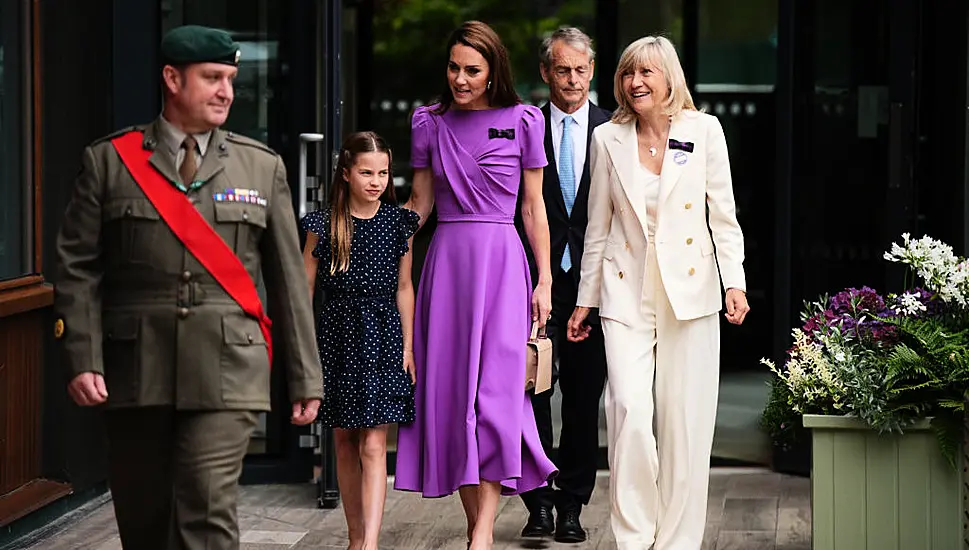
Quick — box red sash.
[111,131,273,366]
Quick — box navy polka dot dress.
[300,202,419,429]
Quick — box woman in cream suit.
[567,36,749,550]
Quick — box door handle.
[299,133,325,218]
[888,102,904,190]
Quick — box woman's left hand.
[532,280,553,329]
[403,350,417,384]
[724,288,750,325]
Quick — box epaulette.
[89,125,145,147]
[224,131,277,156]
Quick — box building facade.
[1,0,966,542]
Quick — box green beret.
[160,25,240,67]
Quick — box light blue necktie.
[560,115,576,272]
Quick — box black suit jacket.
[517,101,612,288]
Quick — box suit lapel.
[657,114,696,206]
[605,121,649,229]
[193,129,228,184]
[542,104,568,218]
[574,105,607,217]
[145,121,182,186]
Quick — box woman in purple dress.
[394,20,558,549]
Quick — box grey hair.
[539,26,596,67]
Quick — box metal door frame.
[240,0,331,486]
[311,0,343,509]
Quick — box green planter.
[803,414,964,550]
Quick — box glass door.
[789,0,921,304]
[769,0,923,475]
[692,0,779,467]
[161,0,329,485]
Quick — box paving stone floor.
[24,467,810,550]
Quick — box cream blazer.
[576,110,746,323]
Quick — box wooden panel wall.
[0,306,45,494]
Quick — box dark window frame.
[0,0,36,283]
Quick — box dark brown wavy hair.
[328,131,395,274]
[431,20,521,115]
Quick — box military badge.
[54,318,65,339]
[214,188,267,207]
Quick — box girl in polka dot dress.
[300,131,419,550]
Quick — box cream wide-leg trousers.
[602,240,720,550]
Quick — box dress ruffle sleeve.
[396,206,421,256]
[519,104,548,170]
[299,208,330,259]
[410,106,436,169]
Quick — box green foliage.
[875,316,969,468]
[931,412,965,471]
[759,374,803,451]
[762,234,969,472]
[765,310,969,470]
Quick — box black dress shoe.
[554,504,587,543]
[520,505,554,538]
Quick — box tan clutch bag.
[525,321,553,394]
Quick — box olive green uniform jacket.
[54,118,323,411]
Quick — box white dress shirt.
[549,100,590,191]
[158,115,211,170]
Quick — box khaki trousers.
[602,242,720,550]
[103,407,258,550]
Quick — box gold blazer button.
[685,202,692,210]
[688,267,696,276]
[618,271,624,279]
[686,237,693,245]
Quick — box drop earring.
[487,80,492,90]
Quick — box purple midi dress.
[394,103,559,497]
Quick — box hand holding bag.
[525,321,553,394]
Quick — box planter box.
[803,414,963,550]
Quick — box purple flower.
[912,287,946,316]
[802,314,824,334]
[830,286,886,316]
[870,325,899,345]
[813,286,902,347]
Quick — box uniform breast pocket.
[214,202,268,256]
[220,314,270,405]
[101,315,141,405]
[102,199,161,266]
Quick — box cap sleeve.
[410,106,436,169]
[396,206,421,256]
[299,208,330,259]
[519,104,548,170]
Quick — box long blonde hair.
[328,131,395,274]
[612,35,696,124]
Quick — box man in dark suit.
[516,26,611,544]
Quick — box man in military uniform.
[54,25,322,550]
